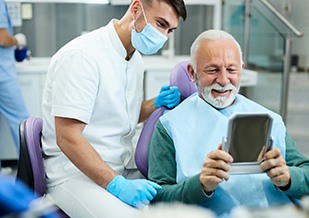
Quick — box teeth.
[214,89,228,93]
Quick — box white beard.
[197,83,239,109]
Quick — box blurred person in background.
[0,0,29,173]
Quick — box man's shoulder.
[238,94,283,122]
[160,94,198,121]
[50,25,112,63]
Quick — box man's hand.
[14,33,27,47]
[260,147,291,189]
[107,175,162,208]
[154,85,181,109]
[199,145,233,193]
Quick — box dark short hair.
[167,0,187,21]
[143,0,187,21]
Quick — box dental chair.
[135,60,197,178]
[17,117,45,196]
[16,117,68,217]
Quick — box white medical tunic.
[42,20,144,186]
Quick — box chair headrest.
[169,60,197,101]
[135,60,198,178]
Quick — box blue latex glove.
[155,85,181,109]
[0,176,35,216]
[106,175,162,208]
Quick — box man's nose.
[216,71,230,86]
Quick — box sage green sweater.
[148,120,309,206]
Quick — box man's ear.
[187,64,195,82]
[242,62,245,69]
[130,0,141,19]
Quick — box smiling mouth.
[212,89,231,96]
[213,89,230,93]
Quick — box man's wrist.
[200,184,214,198]
[106,175,125,196]
[276,179,291,192]
[202,188,214,197]
[154,97,160,108]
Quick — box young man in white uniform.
[41,0,187,217]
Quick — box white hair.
[142,203,215,218]
[190,29,243,71]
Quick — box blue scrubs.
[0,0,29,163]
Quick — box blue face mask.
[131,4,168,55]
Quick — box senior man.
[148,29,309,217]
